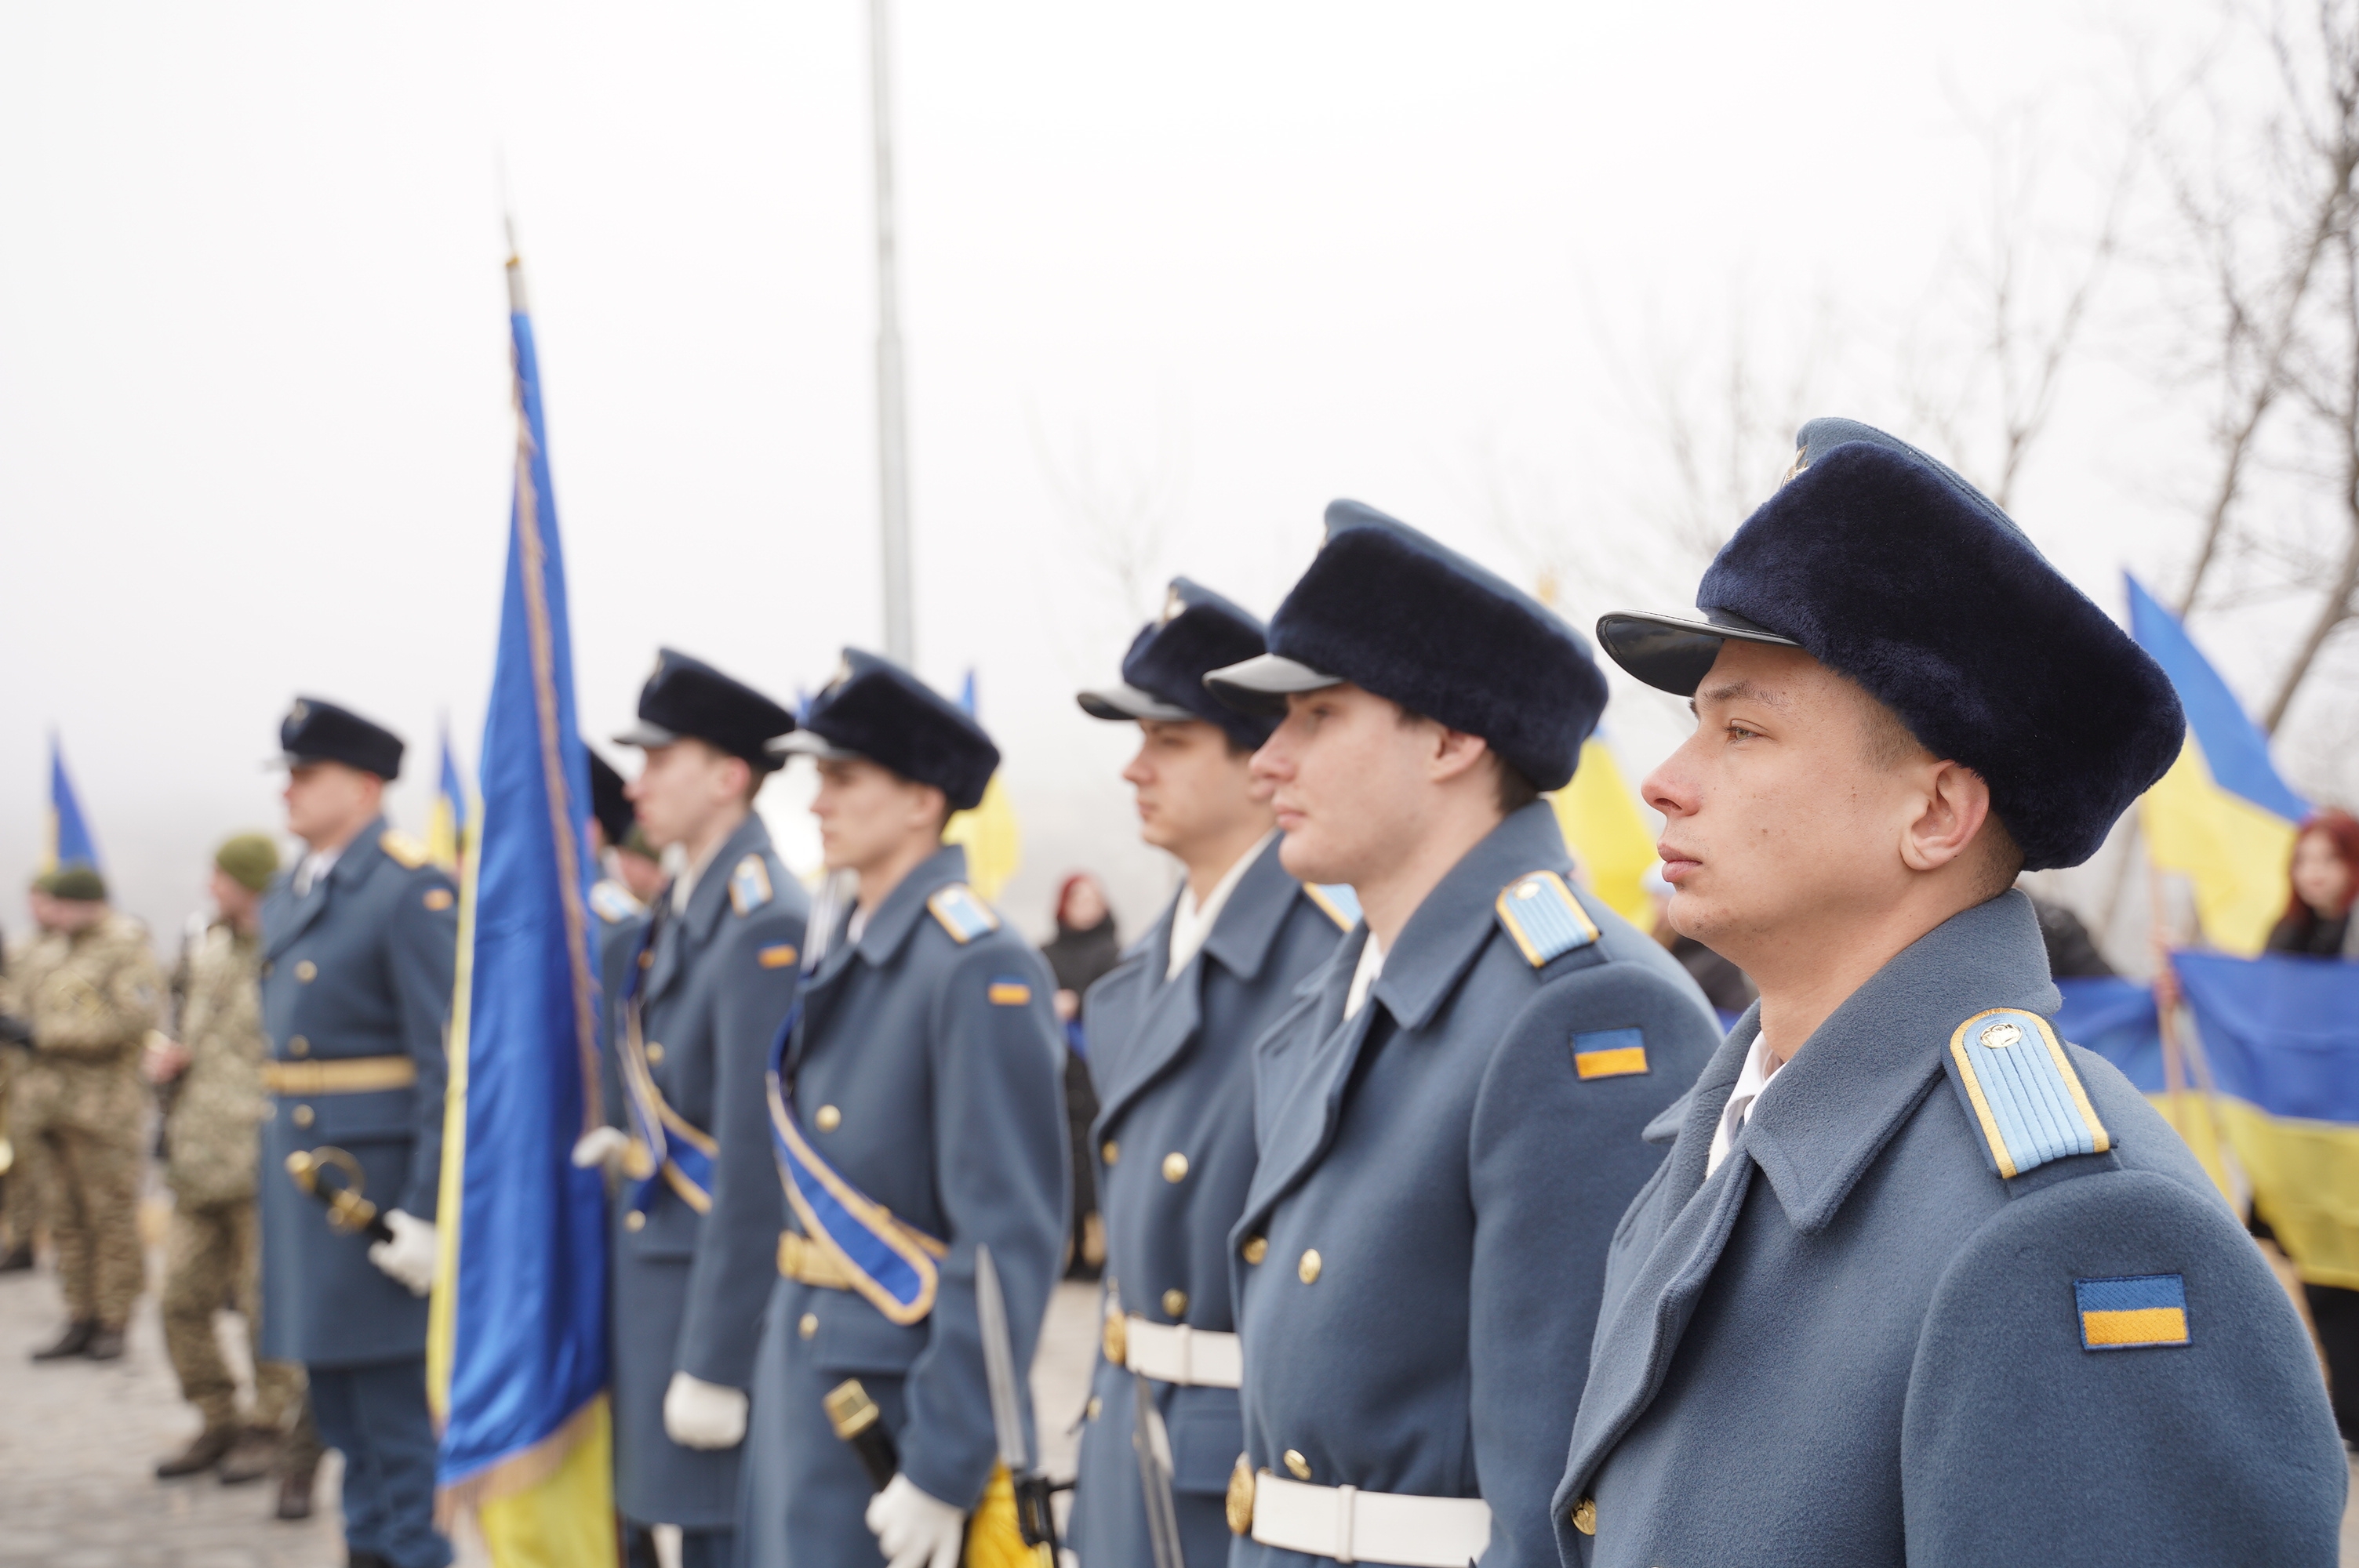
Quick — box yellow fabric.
[2140,739,2300,956]
[965,1465,1053,1568]
[2146,1092,2237,1205]
[944,776,1023,904]
[475,1399,622,1568]
[1573,1046,1649,1080]
[2212,1096,2359,1291]
[1550,739,1656,929]
[2081,1307,2188,1346]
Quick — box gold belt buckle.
[1226,1454,1256,1537]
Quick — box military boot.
[216,1426,278,1485]
[30,1318,95,1360]
[82,1323,127,1361]
[274,1452,318,1521]
[154,1425,236,1479]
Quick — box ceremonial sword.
[976,1244,1063,1561]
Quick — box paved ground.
[2,1248,2350,1563]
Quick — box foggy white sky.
[0,0,2299,948]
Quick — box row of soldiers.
[13,414,2354,1568]
[2,848,324,1516]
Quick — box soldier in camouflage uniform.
[7,865,164,1363]
[150,834,311,1489]
[0,876,58,1271]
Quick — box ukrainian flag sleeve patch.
[1573,1028,1649,1080]
[2076,1274,2190,1350]
[987,978,1033,1006]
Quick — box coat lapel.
[264,816,387,961]
[1238,940,1379,1230]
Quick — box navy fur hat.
[1595,417,2185,870]
[772,649,1001,812]
[1205,500,1608,792]
[1078,578,1276,750]
[280,696,405,780]
[586,747,634,848]
[612,648,794,772]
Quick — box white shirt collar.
[1343,931,1387,1022]
[294,843,345,898]
[668,835,729,916]
[1165,830,1276,982]
[1706,1029,1784,1177]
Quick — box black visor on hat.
[776,649,1000,812]
[1592,610,1800,697]
[616,648,794,771]
[1080,579,1280,750]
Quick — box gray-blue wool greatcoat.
[1553,889,2350,1568]
[736,845,1069,1568]
[1229,802,1720,1568]
[607,813,809,1530]
[258,819,456,1368]
[1067,837,1350,1568]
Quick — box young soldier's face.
[282,761,383,849]
[1643,640,1936,966]
[626,739,745,853]
[1253,683,1446,888]
[1121,718,1265,856]
[809,756,946,875]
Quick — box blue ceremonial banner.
[45,735,100,873]
[2053,976,2165,1094]
[428,238,617,1558]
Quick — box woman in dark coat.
[1041,873,1121,1278]
[2261,808,2359,1444]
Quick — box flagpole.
[870,0,914,665]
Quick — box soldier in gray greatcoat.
[571,650,806,1568]
[733,649,1067,1568]
[1554,419,2349,1566]
[1063,579,1351,1568]
[1201,503,1722,1568]
[257,699,456,1568]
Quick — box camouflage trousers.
[162,1197,305,1435]
[2,1126,41,1249]
[38,1123,144,1328]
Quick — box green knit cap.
[215,833,281,894]
[48,865,107,903]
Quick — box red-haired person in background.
[2267,808,2359,961]
[2264,808,2359,1447]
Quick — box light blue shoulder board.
[1945,1007,2111,1179]
[927,884,999,944]
[729,853,774,916]
[589,879,643,926]
[1494,869,1601,967]
[1301,882,1361,930]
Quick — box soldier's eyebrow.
[1691,678,1787,714]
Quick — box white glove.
[571,1126,631,1174]
[367,1210,438,1297]
[865,1473,965,1568]
[662,1370,748,1450]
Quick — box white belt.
[1249,1470,1491,1566]
[1124,1318,1243,1389]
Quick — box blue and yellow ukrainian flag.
[427,724,472,874]
[42,735,101,873]
[943,670,1022,902]
[2127,576,2307,954]
[427,236,617,1566]
[1550,735,1656,929]
[2175,952,2359,1291]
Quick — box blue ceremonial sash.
[765,999,946,1326]
[617,914,718,1215]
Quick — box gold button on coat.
[1240,1235,1268,1265]
[816,1105,841,1132]
[1283,1450,1312,1481]
[1161,1152,1189,1182]
[1161,1288,1188,1319]
[645,1042,665,1063]
[798,1312,819,1340]
[1085,1396,1102,1421]
[289,1036,310,1057]
[1570,1497,1597,1536]
[1101,1140,1120,1166]
[1297,1249,1321,1284]
[1103,1305,1129,1366]
[294,960,318,982]
[624,1210,646,1232]
[290,1105,314,1128]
